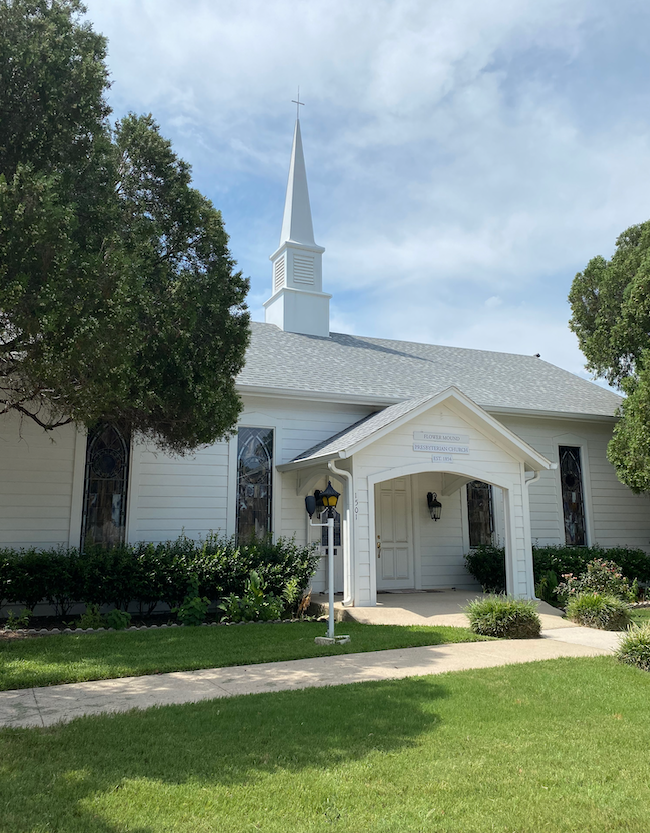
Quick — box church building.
[2,118,649,606]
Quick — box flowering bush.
[555,559,637,604]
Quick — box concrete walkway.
[0,625,620,729]
[310,590,577,630]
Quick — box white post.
[327,512,335,639]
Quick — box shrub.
[535,569,559,604]
[218,570,285,623]
[76,604,104,630]
[103,609,131,630]
[3,608,31,630]
[556,559,637,603]
[616,622,650,671]
[174,575,210,626]
[0,535,319,614]
[533,545,650,584]
[464,545,506,593]
[565,592,631,630]
[464,595,541,639]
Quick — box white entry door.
[375,478,413,590]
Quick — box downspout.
[328,459,354,607]
[524,470,541,489]
[523,469,542,599]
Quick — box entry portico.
[278,387,554,607]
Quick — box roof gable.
[278,387,553,472]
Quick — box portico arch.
[366,463,519,601]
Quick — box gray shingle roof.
[238,322,622,418]
[292,394,436,462]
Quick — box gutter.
[328,459,354,607]
[237,384,619,423]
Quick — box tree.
[0,0,250,454]
[569,221,650,493]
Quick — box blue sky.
[85,0,650,383]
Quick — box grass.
[630,607,650,626]
[1,656,649,832]
[0,621,488,691]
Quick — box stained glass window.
[236,427,273,541]
[560,445,586,546]
[467,480,494,547]
[81,424,130,547]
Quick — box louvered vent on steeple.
[293,254,314,285]
[274,256,286,291]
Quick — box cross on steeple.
[291,87,304,120]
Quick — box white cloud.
[83,0,649,385]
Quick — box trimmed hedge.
[464,544,650,594]
[0,535,319,615]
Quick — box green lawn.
[630,607,650,626]
[1,656,648,832]
[0,621,488,691]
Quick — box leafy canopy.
[569,221,650,492]
[0,0,250,454]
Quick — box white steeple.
[264,117,330,338]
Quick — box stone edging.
[3,617,326,637]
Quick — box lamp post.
[305,480,340,641]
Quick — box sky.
[84,0,650,384]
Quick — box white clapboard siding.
[500,416,650,552]
[127,396,374,545]
[131,440,230,543]
[0,413,78,547]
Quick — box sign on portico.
[413,430,470,457]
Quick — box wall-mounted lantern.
[427,491,442,521]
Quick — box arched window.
[236,427,274,541]
[81,424,130,547]
[467,480,494,547]
[559,446,586,546]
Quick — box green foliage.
[569,220,650,492]
[463,544,506,593]
[534,569,559,604]
[218,570,285,623]
[565,592,631,630]
[0,535,320,613]
[617,622,650,671]
[533,544,650,584]
[464,595,541,639]
[0,0,249,453]
[76,604,104,630]
[103,609,131,630]
[463,544,650,595]
[556,559,638,604]
[174,575,210,626]
[3,608,31,630]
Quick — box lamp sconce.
[427,491,442,521]
[305,481,340,518]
